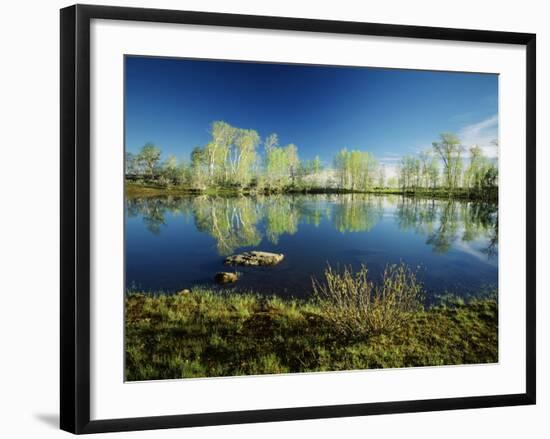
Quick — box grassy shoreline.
[125,181,497,201]
[125,288,498,381]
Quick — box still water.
[125,194,498,299]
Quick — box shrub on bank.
[125,270,498,381]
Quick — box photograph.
[123,55,499,381]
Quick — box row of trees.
[126,121,498,198]
[333,149,380,191]
[126,122,320,191]
[397,133,498,198]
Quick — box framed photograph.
[60,4,536,434]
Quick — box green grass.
[125,288,498,381]
[125,180,497,201]
[125,182,206,197]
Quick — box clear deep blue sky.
[125,56,498,168]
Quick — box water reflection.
[126,194,498,257]
[192,196,262,254]
[395,197,497,254]
[332,195,384,233]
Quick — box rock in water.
[214,272,239,284]
[224,251,284,266]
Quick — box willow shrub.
[312,263,424,337]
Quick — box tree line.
[125,121,498,199]
[397,132,498,199]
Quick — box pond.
[125,193,498,300]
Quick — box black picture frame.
[60,4,536,434]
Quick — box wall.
[0,0,546,437]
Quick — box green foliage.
[137,142,162,177]
[312,263,424,336]
[398,155,421,191]
[125,287,498,381]
[180,121,262,189]
[263,135,301,190]
[125,152,138,174]
[432,132,464,191]
[334,148,378,191]
[126,124,497,201]
[463,145,498,199]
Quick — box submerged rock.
[224,251,284,266]
[214,272,239,284]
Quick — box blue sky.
[125,56,498,172]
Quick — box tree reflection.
[426,200,460,253]
[263,195,300,244]
[395,197,438,236]
[126,194,498,258]
[332,194,383,233]
[192,196,262,255]
[395,196,498,256]
[300,196,330,227]
[126,197,171,234]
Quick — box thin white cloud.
[378,155,402,163]
[375,114,498,179]
[454,240,497,267]
[378,153,401,180]
[384,165,398,180]
[459,115,499,158]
